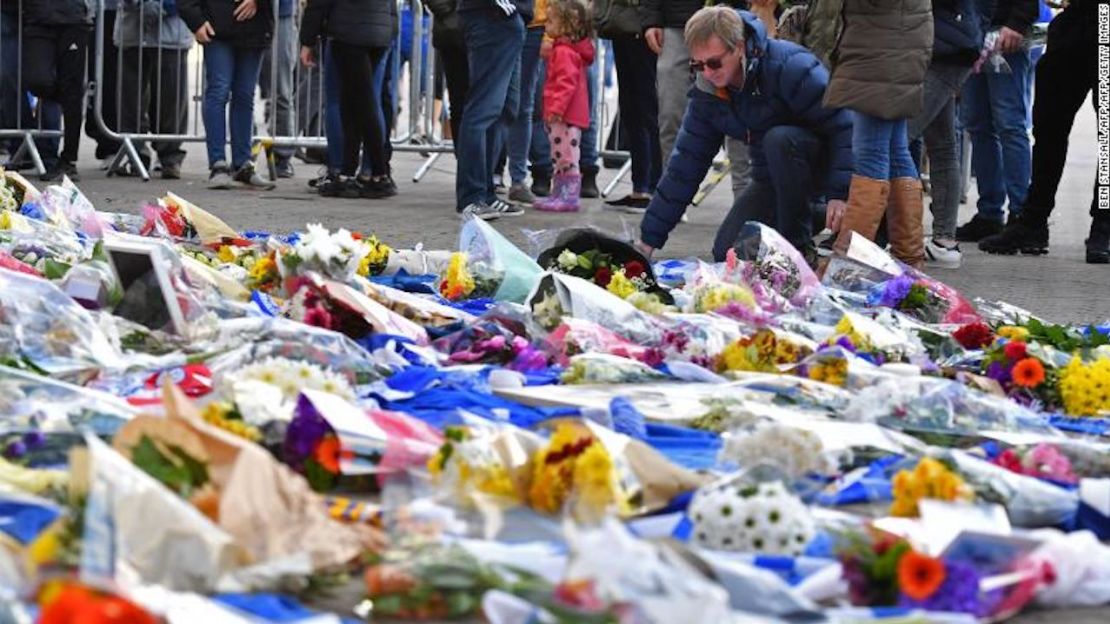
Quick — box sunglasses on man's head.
[689,50,731,73]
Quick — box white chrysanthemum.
[719,423,832,478]
[689,480,815,556]
[225,357,355,404]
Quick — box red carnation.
[594,266,613,287]
[623,260,646,278]
[1004,341,1028,361]
[953,322,993,349]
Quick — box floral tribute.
[528,422,627,521]
[717,328,810,374]
[992,443,1078,485]
[890,457,974,517]
[688,479,815,556]
[1058,355,1110,417]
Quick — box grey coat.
[114,0,194,49]
[823,0,934,120]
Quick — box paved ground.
[63,104,1110,324]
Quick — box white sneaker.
[925,238,962,269]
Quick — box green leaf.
[43,258,71,280]
[303,458,338,492]
[371,594,403,615]
[445,590,477,616]
[130,435,207,498]
[577,255,592,270]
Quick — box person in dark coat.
[978,0,1110,264]
[637,7,854,264]
[300,0,397,199]
[22,0,94,182]
[824,0,933,269]
[178,0,275,189]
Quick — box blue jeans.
[531,58,598,174]
[202,41,264,169]
[507,27,543,185]
[960,49,1033,221]
[713,126,824,259]
[908,64,972,240]
[456,9,525,210]
[851,112,918,180]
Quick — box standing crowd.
[0,0,1106,266]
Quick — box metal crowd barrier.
[2,0,628,188]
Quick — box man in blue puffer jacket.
[637,7,853,263]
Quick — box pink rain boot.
[535,173,581,212]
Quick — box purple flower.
[509,345,549,372]
[4,440,27,459]
[284,394,332,466]
[835,336,858,353]
[21,431,45,450]
[898,560,1001,617]
[986,361,1011,384]
[869,274,915,308]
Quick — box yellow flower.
[217,245,237,263]
[249,254,277,283]
[440,252,476,300]
[1059,356,1110,416]
[606,270,637,299]
[996,325,1030,342]
[696,283,756,312]
[891,457,970,517]
[719,338,760,372]
[0,210,10,230]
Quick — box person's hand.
[645,28,664,55]
[635,240,655,259]
[300,46,316,67]
[825,199,848,232]
[996,26,1024,54]
[234,0,258,21]
[194,21,215,44]
[548,113,563,125]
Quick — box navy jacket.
[640,11,854,251]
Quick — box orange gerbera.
[1012,357,1046,388]
[897,550,947,601]
[313,435,351,473]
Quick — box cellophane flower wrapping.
[458,217,542,303]
[731,222,822,311]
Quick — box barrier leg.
[601,158,632,199]
[413,151,440,183]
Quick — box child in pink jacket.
[535,0,595,212]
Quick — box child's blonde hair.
[546,0,594,41]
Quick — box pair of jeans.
[455,9,524,210]
[437,41,470,149]
[851,112,918,180]
[202,41,264,169]
[908,63,972,240]
[23,25,89,164]
[331,41,388,177]
[531,58,598,174]
[120,47,189,167]
[713,126,823,259]
[1022,1,1106,227]
[507,27,543,185]
[259,14,297,160]
[960,48,1032,222]
[610,34,661,193]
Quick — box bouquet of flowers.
[1057,354,1110,417]
[718,421,836,479]
[528,421,632,521]
[991,443,1078,485]
[688,476,815,556]
[866,273,951,322]
[730,222,822,309]
[436,321,549,371]
[716,328,813,374]
[560,353,668,385]
[546,317,665,369]
[278,223,375,283]
[890,456,975,517]
[456,216,542,303]
[426,425,540,508]
[981,336,1057,409]
[537,227,666,299]
[438,251,500,302]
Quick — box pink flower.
[1025,443,1077,483]
[480,335,507,351]
[303,306,334,329]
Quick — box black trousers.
[437,41,470,152]
[1023,0,1106,226]
[119,46,189,166]
[330,41,388,177]
[610,34,661,193]
[24,24,90,164]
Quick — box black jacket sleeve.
[424,0,454,19]
[640,0,664,30]
[176,0,207,32]
[997,0,1037,35]
[300,0,335,46]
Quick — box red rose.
[1004,341,1028,361]
[623,260,646,278]
[594,266,613,287]
[953,322,993,349]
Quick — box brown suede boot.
[887,177,925,269]
[832,175,891,256]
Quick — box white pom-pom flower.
[688,479,815,556]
